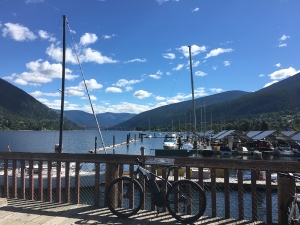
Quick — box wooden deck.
[0,198,267,225]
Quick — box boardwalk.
[0,198,266,225]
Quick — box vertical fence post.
[94,137,97,154]
[277,174,295,224]
[104,163,118,207]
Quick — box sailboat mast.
[188,46,197,151]
[58,15,66,153]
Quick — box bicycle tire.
[166,179,206,223]
[284,196,300,225]
[106,176,144,218]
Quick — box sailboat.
[55,15,106,154]
[145,118,152,138]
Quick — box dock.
[0,198,266,225]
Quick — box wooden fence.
[0,152,299,224]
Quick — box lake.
[0,130,167,155]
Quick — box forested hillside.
[0,79,76,130]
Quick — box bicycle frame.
[134,165,173,195]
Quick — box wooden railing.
[1,152,299,224]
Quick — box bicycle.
[279,172,300,225]
[105,158,206,223]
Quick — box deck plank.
[0,198,267,225]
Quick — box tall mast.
[58,15,66,153]
[188,46,197,151]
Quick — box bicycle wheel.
[285,196,300,225]
[166,180,206,223]
[106,176,144,218]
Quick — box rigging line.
[65,18,107,154]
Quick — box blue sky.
[1,0,300,114]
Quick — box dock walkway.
[0,198,267,225]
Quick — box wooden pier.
[0,198,266,224]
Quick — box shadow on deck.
[0,198,266,225]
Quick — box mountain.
[0,78,76,130]
[117,72,300,130]
[53,110,136,127]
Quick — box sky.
[1,0,300,115]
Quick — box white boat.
[236,146,251,155]
[163,132,177,149]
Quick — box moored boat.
[163,132,177,149]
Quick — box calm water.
[0,130,163,155]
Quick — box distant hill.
[117,90,250,129]
[53,110,136,127]
[0,78,76,130]
[117,72,300,129]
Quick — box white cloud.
[80,33,98,46]
[38,30,56,42]
[81,95,97,101]
[156,70,163,75]
[264,80,278,88]
[105,87,122,93]
[80,48,117,64]
[162,53,175,59]
[99,102,151,114]
[259,74,264,77]
[2,22,36,41]
[133,90,152,99]
[157,0,169,4]
[210,88,223,93]
[173,64,184,71]
[46,44,117,64]
[195,71,207,76]
[11,59,78,86]
[65,89,85,97]
[155,96,166,101]
[224,61,230,66]
[192,7,199,12]
[149,74,161,79]
[212,66,217,70]
[193,61,200,67]
[279,43,287,48]
[205,48,233,59]
[123,58,147,64]
[103,34,116,39]
[30,91,60,98]
[115,79,141,87]
[125,86,133,91]
[268,67,300,80]
[279,34,290,41]
[25,0,44,3]
[275,63,281,67]
[177,45,207,57]
[67,79,103,93]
